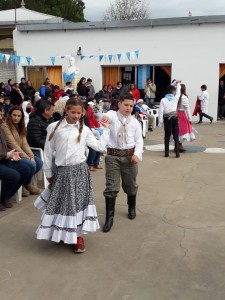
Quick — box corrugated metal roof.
[0,7,64,22]
[15,14,225,32]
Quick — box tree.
[103,0,149,21]
[0,0,86,22]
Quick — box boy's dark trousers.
[164,115,179,157]
[199,113,213,123]
[103,154,138,232]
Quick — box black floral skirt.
[34,162,100,244]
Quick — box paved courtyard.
[1,121,225,300]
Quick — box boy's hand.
[131,155,139,164]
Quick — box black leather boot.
[127,195,136,220]
[103,197,116,232]
[174,141,180,158]
[165,140,169,157]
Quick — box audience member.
[10,83,24,106]
[2,106,43,196]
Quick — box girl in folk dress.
[34,98,109,253]
[177,84,195,152]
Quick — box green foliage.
[0,0,86,22]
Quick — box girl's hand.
[47,177,54,184]
[100,121,109,128]
[101,115,109,123]
[131,155,139,164]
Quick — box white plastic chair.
[148,108,159,128]
[30,147,48,189]
[139,114,149,137]
[15,187,22,203]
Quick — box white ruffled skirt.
[34,163,100,244]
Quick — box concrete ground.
[1,121,225,300]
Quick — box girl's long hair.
[178,84,188,107]
[49,98,84,142]
[6,106,26,136]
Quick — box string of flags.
[0,53,34,65]
[50,50,139,65]
[0,50,139,66]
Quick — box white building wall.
[13,22,225,120]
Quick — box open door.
[103,66,121,88]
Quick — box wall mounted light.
[77,47,82,56]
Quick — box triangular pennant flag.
[0,53,5,62]
[135,50,139,59]
[99,55,104,62]
[26,56,31,65]
[108,55,113,63]
[50,56,55,65]
[126,52,131,60]
[15,56,21,66]
[117,54,121,61]
[130,52,135,60]
[113,55,116,61]
[10,55,15,64]
[4,54,10,64]
[80,56,85,61]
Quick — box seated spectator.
[64,81,75,93]
[0,108,32,210]
[0,82,6,97]
[27,100,54,150]
[2,106,43,196]
[0,95,4,109]
[10,83,24,106]
[2,97,13,117]
[112,81,124,97]
[136,99,154,131]
[53,94,69,121]
[110,95,120,111]
[53,85,64,103]
[5,79,13,97]
[22,100,33,127]
[130,83,140,103]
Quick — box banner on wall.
[138,65,151,89]
[0,53,35,66]
[49,50,140,65]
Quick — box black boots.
[165,140,169,157]
[103,197,116,232]
[174,141,180,158]
[127,195,136,220]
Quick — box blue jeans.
[145,98,155,108]
[0,161,30,202]
[17,156,43,185]
[86,148,100,167]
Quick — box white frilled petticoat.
[34,162,100,244]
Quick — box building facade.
[13,16,225,119]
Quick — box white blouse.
[177,95,192,121]
[44,119,109,178]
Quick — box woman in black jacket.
[10,83,24,106]
[77,77,89,97]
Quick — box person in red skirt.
[177,84,195,152]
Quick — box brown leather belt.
[107,148,134,157]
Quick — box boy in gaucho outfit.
[101,93,143,232]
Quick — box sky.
[84,0,225,21]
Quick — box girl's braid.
[77,114,84,143]
[48,113,66,141]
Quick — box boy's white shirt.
[158,83,181,124]
[44,118,109,178]
[104,110,144,161]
